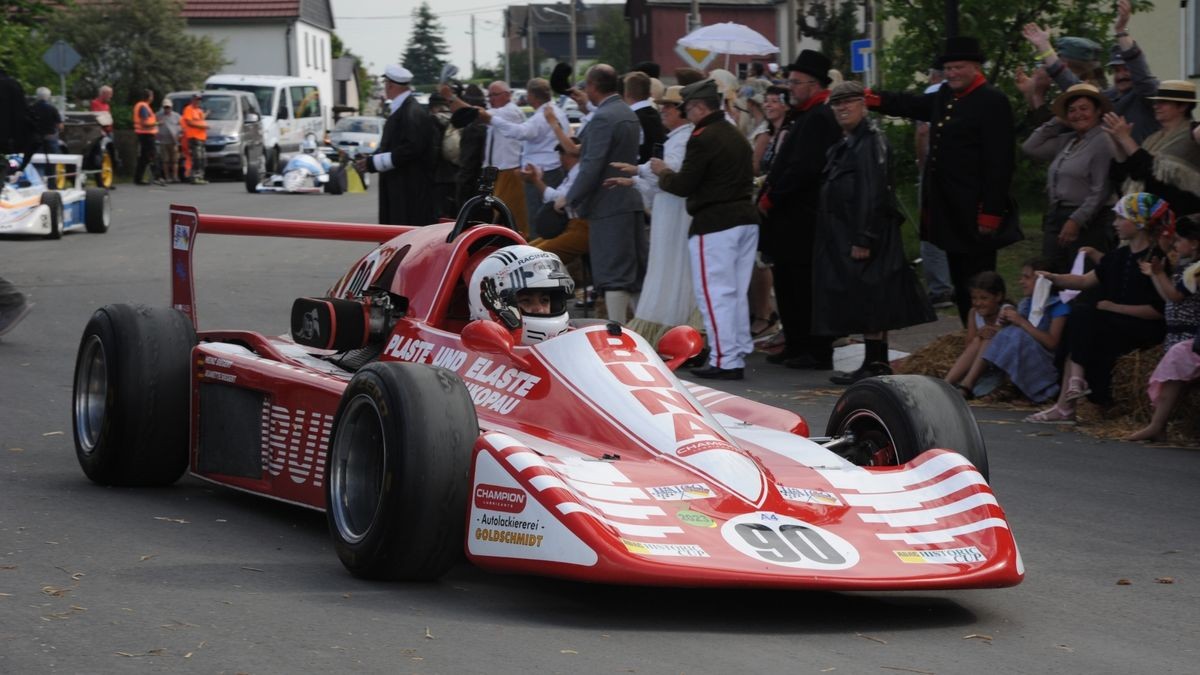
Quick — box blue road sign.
[851,38,873,74]
[43,40,81,76]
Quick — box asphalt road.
[1,180,1197,674]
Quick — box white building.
[182,0,336,120]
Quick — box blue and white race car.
[1,153,111,239]
[249,139,347,195]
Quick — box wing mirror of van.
[245,112,260,124]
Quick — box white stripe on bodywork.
[712,414,854,470]
[505,451,546,473]
[874,518,1011,545]
[553,503,682,538]
[857,493,999,526]
[840,471,987,512]
[579,497,665,520]
[528,474,569,492]
[817,451,976,493]
[563,481,647,503]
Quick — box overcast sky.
[330,0,622,78]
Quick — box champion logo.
[474,484,527,513]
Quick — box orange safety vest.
[133,100,157,134]
[181,103,207,141]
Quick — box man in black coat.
[624,70,666,164]
[0,66,30,182]
[757,50,842,370]
[355,65,438,226]
[869,36,1016,322]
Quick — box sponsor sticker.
[894,546,987,565]
[201,369,236,383]
[777,485,843,506]
[721,512,860,570]
[676,509,717,528]
[474,484,527,513]
[172,224,190,251]
[646,483,716,501]
[622,539,709,558]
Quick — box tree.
[48,0,228,105]
[0,0,57,89]
[593,9,630,75]
[797,0,861,77]
[401,2,449,84]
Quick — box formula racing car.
[2,154,111,238]
[70,189,1022,590]
[248,138,347,195]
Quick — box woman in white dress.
[605,86,699,344]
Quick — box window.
[291,86,320,118]
[305,34,311,67]
[586,34,595,50]
[320,38,326,72]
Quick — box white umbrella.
[677,22,779,57]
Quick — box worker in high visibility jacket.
[181,93,208,184]
[133,89,164,186]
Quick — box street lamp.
[541,5,575,78]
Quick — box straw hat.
[655,85,684,106]
[1147,80,1197,103]
[1051,83,1113,119]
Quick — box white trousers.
[689,224,759,370]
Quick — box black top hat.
[550,63,573,95]
[937,36,985,66]
[785,50,832,87]
[632,61,661,79]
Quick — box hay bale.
[893,330,965,377]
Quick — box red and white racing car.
[71,197,1023,590]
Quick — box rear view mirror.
[245,112,260,123]
[657,325,704,371]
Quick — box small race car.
[248,138,347,195]
[1,153,111,239]
[70,188,1022,591]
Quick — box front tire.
[325,362,477,580]
[325,165,346,195]
[72,304,197,486]
[825,375,989,481]
[244,155,261,193]
[84,188,110,233]
[40,191,63,239]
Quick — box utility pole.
[528,9,536,80]
[689,0,701,33]
[470,15,477,78]
[569,1,578,79]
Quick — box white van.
[205,74,326,171]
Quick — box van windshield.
[206,84,273,117]
[202,96,238,120]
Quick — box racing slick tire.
[40,191,64,239]
[324,165,347,195]
[824,375,989,482]
[244,159,261,193]
[84,188,110,233]
[72,304,197,486]
[325,362,477,581]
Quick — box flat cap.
[680,78,719,103]
[1055,37,1102,63]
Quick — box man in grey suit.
[566,64,648,323]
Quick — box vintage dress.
[810,121,935,336]
[984,296,1071,402]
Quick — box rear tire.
[325,165,346,195]
[84,188,110,233]
[325,362,477,580]
[244,156,261,193]
[72,304,197,486]
[40,191,63,239]
[824,374,989,482]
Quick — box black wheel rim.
[835,409,900,467]
[329,394,387,544]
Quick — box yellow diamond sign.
[674,43,716,70]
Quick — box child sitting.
[945,272,1014,398]
[1026,192,1169,423]
[969,259,1071,402]
[1141,217,1199,348]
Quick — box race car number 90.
[722,513,860,570]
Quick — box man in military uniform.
[868,36,1015,323]
[653,79,761,380]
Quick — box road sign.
[675,43,716,71]
[43,40,81,75]
[851,38,873,74]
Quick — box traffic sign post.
[42,40,81,113]
[851,38,873,87]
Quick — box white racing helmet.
[301,136,318,154]
[468,245,575,345]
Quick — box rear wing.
[168,205,412,329]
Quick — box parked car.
[205,74,326,172]
[165,90,265,181]
[329,115,383,159]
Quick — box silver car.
[330,116,384,160]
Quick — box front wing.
[466,432,1023,590]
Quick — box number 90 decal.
[721,513,860,570]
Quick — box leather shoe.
[689,365,744,380]
[765,350,797,365]
[830,362,892,385]
[784,354,833,370]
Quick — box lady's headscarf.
[1113,192,1176,236]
